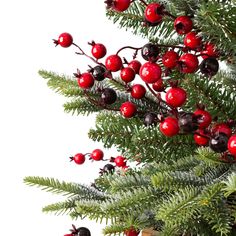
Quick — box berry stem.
[73,43,105,67]
[138,0,148,6]
[116,46,142,57]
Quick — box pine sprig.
[24,176,107,199]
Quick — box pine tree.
[24,0,236,235]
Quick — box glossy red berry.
[184,32,202,49]
[160,117,179,137]
[194,109,212,129]
[56,33,73,48]
[152,79,165,92]
[125,228,140,236]
[162,50,179,69]
[77,73,94,89]
[131,84,146,99]
[228,135,236,156]
[91,43,107,59]
[91,149,104,161]
[120,101,137,118]
[174,16,193,35]
[165,87,187,107]
[139,62,162,84]
[128,60,142,74]
[72,153,85,165]
[194,130,209,146]
[120,67,136,83]
[178,53,199,73]
[105,54,123,72]
[144,3,163,24]
[64,234,73,236]
[201,42,218,59]
[114,156,127,167]
[212,123,232,138]
[113,0,131,12]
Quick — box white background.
[0,0,146,235]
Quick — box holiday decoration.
[24,0,236,235]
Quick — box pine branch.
[38,70,81,97]
[222,173,236,197]
[24,176,108,199]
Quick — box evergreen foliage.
[25,0,236,235]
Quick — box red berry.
[105,54,123,72]
[184,32,202,49]
[201,42,218,59]
[125,228,140,236]
[144,3,163,24]
[77,73,94,89]
[114,156,127,167]
[131,84,146,99]
[194,130,209,146]
[113,0,131,12]
[120,67,136,83]
[91,43,107,59]
[120,101,137,118]
[194,109,212,129]
[56,33,73,48]
[162,50,179,69]
[160,117,180,137]
[139,62,162,84]
[228,135,236,156]
[212,123,232,138]
[64,234,73,236]
[128,60,142,74]
[174,16,193,35]
[165,87,187,107]
[91,149,104,161]
[73,153,85,165]
[178,53,199,73]
[152,79,165,92]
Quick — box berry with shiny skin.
[144,112,158,126]
[139,62,162,84]
[112,0,131,12]
[212,123,232,138]
[209,133,228,153]
[178,53,199,73]
[71,153,86,165]
[162,50,179,69]
[152,79,165,92]
[160,117,179,137]
[105,54,123,72]
[128,60,142,74]
[228,135,236,156]
[201,42,218,59]
[141,43,159,62]
[120,67,136,83]
[92,65,106,81]
[165,87,187,107]
[184,32,202,50]
[174,16,193,35]
[144,3,163,24]
[178,112,198,133]
[91,149,104,161]
[114,156,127,167]
[125,228,140,236]
[194,109,212,129]
[103,164,115,174]
[55,32,73,48]
[91,43,107,59]
[77,227,91,236]
[64,234,73,236]
[131,84,146,99]
[199,57,219,76]
[101,88,117,104]
[194,130,209,146]
[77,73,94,89]
[120,101,137,118]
